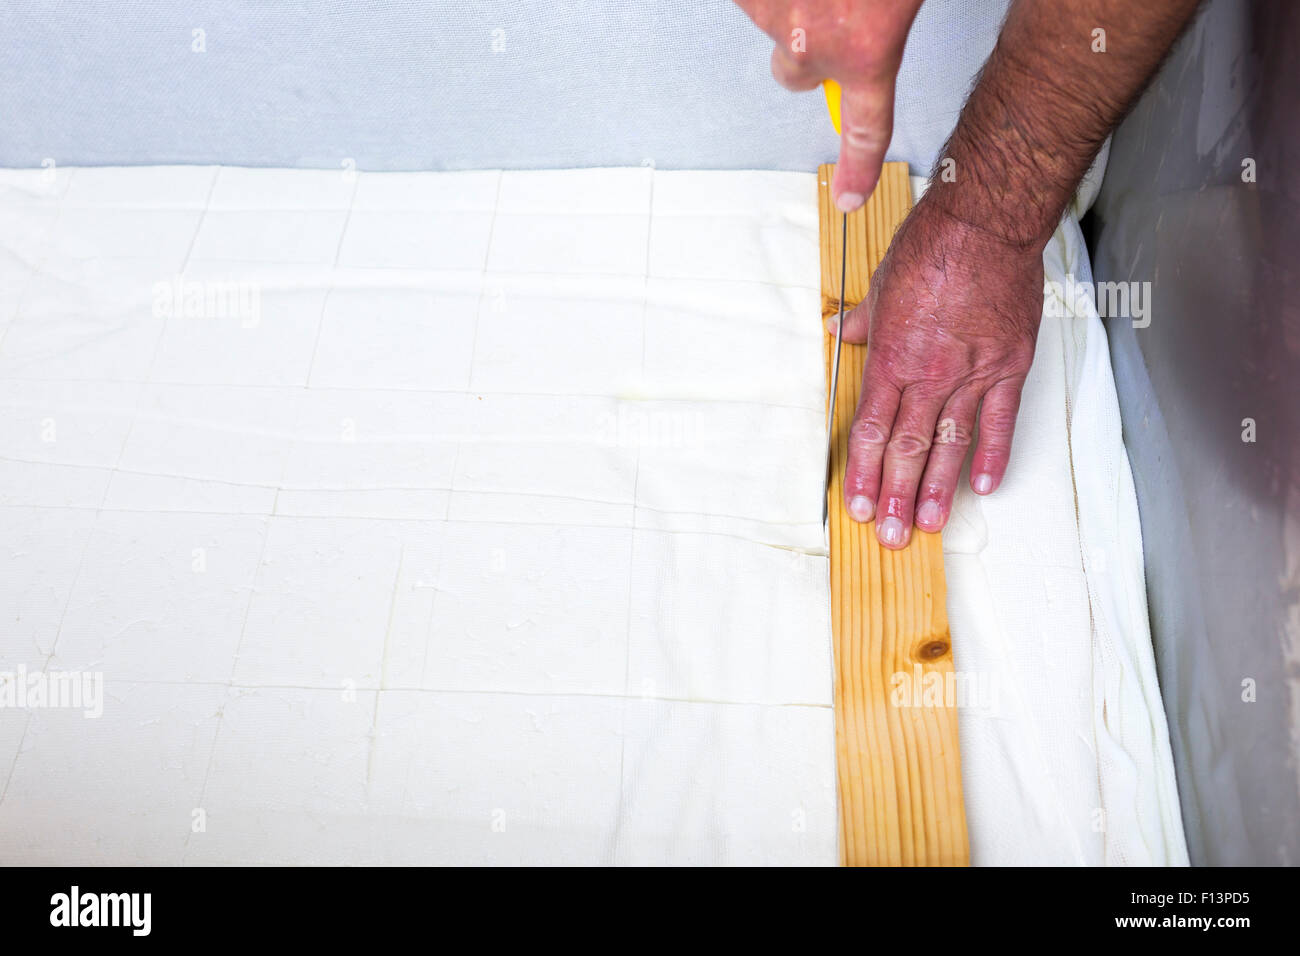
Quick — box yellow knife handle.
[822,79,842,135]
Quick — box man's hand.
[832,201,1043,548]
[733,0,924,211]
[834,0,1200,548]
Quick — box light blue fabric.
[1,0,1007,173]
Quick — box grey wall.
[0,0,1006,174]
[1090,0,1300,865]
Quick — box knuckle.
[980,404,1020,436]
[886,429,931,459]
[843,126,889,154]
[933,417,973,446]
[1006,337,1037,371]
[849,417,890,450]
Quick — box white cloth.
[0,164,1184,865]
[0,165,835,865]
[937,153,1188,865]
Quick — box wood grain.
[819,163,969,867]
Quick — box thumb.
[831,79,897,213]
[770,45,822,92]
[825,297,871,345]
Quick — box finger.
[825,244,882,343]
[831,79,896,213]
[970,380,1024,495]
[825,295,871,345]
[842,363,901,525]
[875,388,943,549]
[914,390,980,532]
[770,45,822,92]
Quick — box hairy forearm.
[925,0,1200,248]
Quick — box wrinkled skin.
[734,0,1043,550]
[736,0,1198,551]
[829,198,1044,549]
[732,0,924,210]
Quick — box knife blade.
[823,210,847,527]
[822,79,848,526]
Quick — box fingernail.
[879,515,905,546]
[973,473,994,494]
[825,315,838,335]
[836,192,864,213]
[916,500,942,529]
[848,495,875,522]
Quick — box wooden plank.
[819,163,969,867]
